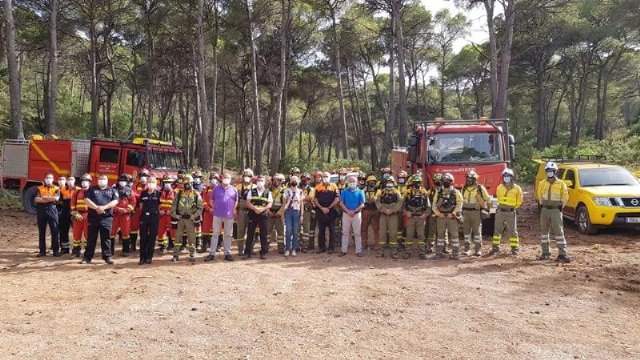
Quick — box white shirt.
[283,187,304,211]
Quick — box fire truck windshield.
[149,150,186,170]
[428,132,503,164]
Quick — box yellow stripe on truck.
[31,141,69,176]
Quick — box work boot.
[487,246,500,256]
[556,254,572,263]
[171,255,179,262]
[451,248,460,260]
[131,234,137,252]
[61,248,70,254]
[224,254,234,261]
[402,250,411,259]
[189,256,196,263]
[196,237,203,253]
[473,244,482,257]
[432,253,445,260]
[204,254,215,262]
[237,241,245,256]
[463,249,473,257]
[450,254,460,260]
[104,257,114,265]
[71,248,81,257]
[539,253,551,261]
[511,248,520,256]
[160,246,167,254]
[419,252,427,260]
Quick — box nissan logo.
[632,199,639,206]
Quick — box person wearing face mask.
[200,172,220,253]
[356,172,367,190]
[395,170,409,253]
[137,176,162,264]
[35,173,62,257]
[338,175,365,257]
[403,174,431,260]
[205,172,238,262]
[157,175,177,253]
[431,173,463,260]
[334,168,349,250]
[426,173,443,254]
[81,174,119,264]
[129,169,150,253]
[461,170,490,257]
[376,167,393,189]
[70,174,92,257]
[300,172,317,252]
[535,162,571,263]
[109,174,137,257]
[287,167,301,186]
[283,175,305,256]
[268,173,287,254]
[313,171,340,254]
[361,173,380,254]
[244,175,273,259]
[191,170,205,251]
[58,175,78,254]
[489,168,524,257]
[375,176,403,258]
[170,175,203,262]
[235,169,256,256]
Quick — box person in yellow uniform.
[461,170,490,256]
[396,170,409,250]
[489,168,524,256]
[431,173,464,260]
[403,174,430,259]
[268,173,286,254]
[235,169,256,256]
[536,162,571,263]
[426,173,443,254]
[375,176,403,258]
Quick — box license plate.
[625,217,640,223]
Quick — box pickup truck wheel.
[576,205,597,235]
[22,185,39,215]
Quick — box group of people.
[34,161,572,265]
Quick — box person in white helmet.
[535,161,571,263]
[489,168,524,256]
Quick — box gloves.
[72,213,84,221]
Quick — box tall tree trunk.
[439,44,447,117]
[330,9,349,159]
[381,17,396,168]
[484,0,498,115]
[493,0,515,119]
[3,0,24,140]
[247,0,263,174]
[209,0,220,166]
[535,61,548,149]
[394,0,408,147]
[196,0,211,169]
[269,0,288,173]
[362,77,378,171]
[89,23,100,137]
[146,10,155,137]
[46,0,58,135]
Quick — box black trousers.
[316,210,336,251]
[59,207,71,250]
[245,215,268,256]
[84,216,113,260]
[139,214,159,261]
[37,205,59,254]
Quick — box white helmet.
[502,168,514,177]
[545,161,558,171]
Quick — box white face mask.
[257,181,265,188]
[67,179,75,187]
[339,175,346,181]
[323,177,330,184]
[81,181,91,189]
[44,178,53,186]
[194,178,202,184]
[348,182,358,190]
[147,183,157,191]
[211,179,218,186]
[222,178,231,185]
[503,176,512,185]
[546,171,555,178]
[164,183,172,190]
[140,176,148,184]
[97,179,108,188]
[244,176,252,183]
[58,179,66,187]
[118,181,127,188]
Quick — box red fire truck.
[1,136,186,214]
[392,117,515,222]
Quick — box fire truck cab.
[1,136,186,214]
[392,117,515,217]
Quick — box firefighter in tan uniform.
[375,176,403,258]
[489,168,524,256]
[426,173,443,253]
[235,169,256,256]
[403,174,430,260]
[170,175,203,262]
[268,173,286,254]
[396,170,409,251]
[461,170,490,256]
[361,173,380,253]
[300,172,316,252]
[432,173,463,260]
[536,161,571,263]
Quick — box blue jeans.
[284,209,301,251]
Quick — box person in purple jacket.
[205,172,238,262]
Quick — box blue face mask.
[503,176,512,184]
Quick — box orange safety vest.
[72,189,89,213]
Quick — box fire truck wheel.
[22,185,39,215]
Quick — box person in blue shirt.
[338,175,366,257]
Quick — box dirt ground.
[0,188,639,360]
